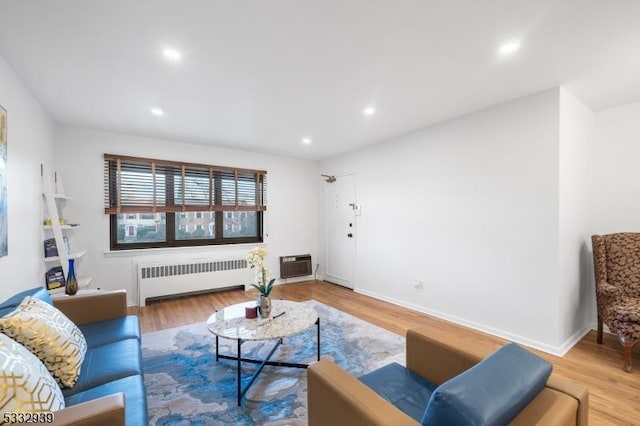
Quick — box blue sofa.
[0,287,147,426]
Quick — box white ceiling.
[0,0,638,160]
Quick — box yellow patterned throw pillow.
[0,332,65,413]
[0,296,87,388]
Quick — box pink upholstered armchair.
[591,233,640,372]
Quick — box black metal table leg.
[316,318,321,361]
[236,338,283,405]
[237,339,242,406]
[216,315,323,406]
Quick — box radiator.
[280,254,312,279]
[137,257,250,306]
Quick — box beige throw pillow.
[0,332,65,413]
[0,296,87,388]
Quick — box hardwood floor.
[129,280,640,425]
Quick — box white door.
[324,174,356,288]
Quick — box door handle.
[347,233,353,238]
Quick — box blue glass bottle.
[65,258,78,295]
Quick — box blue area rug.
[142,300,405,425]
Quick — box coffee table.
[206,300,320,405]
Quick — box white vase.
[257,295,272,318]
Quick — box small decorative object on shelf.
[65,258,78,296]
[246,247,275,318]
[43,238,58,257]
[45,266,65,290]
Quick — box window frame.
[109,211,263,250]
[104,154,266,251]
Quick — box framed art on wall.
[0,104,6,256]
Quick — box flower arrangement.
[246,247,275,297]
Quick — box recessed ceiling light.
[162,47,182,62]
[363,107,376,116]
[302,137,312,145]
[150,107,164,117]
[498,41,520,56]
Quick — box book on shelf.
[44,238,57,257]
[43,237,70,257]
[45,266,66,290]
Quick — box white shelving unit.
[41,164,92,295]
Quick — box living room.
[0,1,639,424]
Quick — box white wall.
[0,55,55,300]
[0,50,615,356]
[590,100,640,338]
[594,101,640,234]
[557,88,595,350]
[320,88,565,352]
[54,126,318,305]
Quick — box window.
[104,154,267,250]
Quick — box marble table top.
[206,300,318,341]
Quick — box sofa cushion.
[63,338,143,396]
[0,332,65,413]
[64,374,148,426]
[79,316,141,348]
[359,362,437,422]
[422,343,552,426]
[0,287,52,317]
[0,296,87,388]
